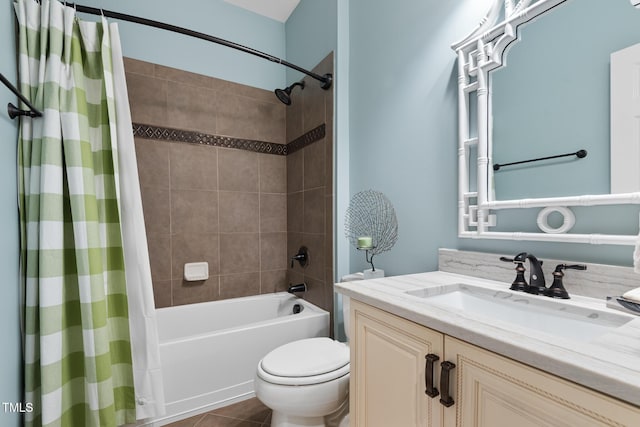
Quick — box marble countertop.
[335,271,640,407]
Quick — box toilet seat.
[258,337,350,386]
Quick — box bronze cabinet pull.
[424,354,440,398]
[439,361,456,407]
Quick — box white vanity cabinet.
[350,300,640,427]
[350,299,444,427]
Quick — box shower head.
[274,80,305,105]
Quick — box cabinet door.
[350,300,444,427]
[444,336,640,427]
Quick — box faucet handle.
[563,264,587,271]
[290,246,308,268]
[499,256,528,292]
[543,264,587,299]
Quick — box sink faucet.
[513,252,546,295]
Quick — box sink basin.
[406,284,632,343]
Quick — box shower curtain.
[15,0,164,425]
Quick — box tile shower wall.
[287,53,335,325]
[125,54,335,314]
[125,58,289,307]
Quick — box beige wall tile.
[218,191,259,233]
[125,73,167,126]
[287,232,305,275]
[260,193,286,233]
[285,96,304,142]
[325,195,334,271]
[303,188,325,234]
[216,92,285,144]
[325,131,333,195]
[288,269,304,289]
[286,149,303,193]
[123,57,155,76]
[260,232,288,271]
[171,189,218,234]
[259,154,286,194]
[135,139,170,189]
[147,233,171,281]
[286,192,303,233]
[131,55,336,309]
[302,275,327,313]
[141,187,170,234]
[214,79,277,105]
[154,64,214,88]
[219,272,261,300]
[152,280,172,308]
[303,139,325,190]
[219,233,260,274]
[171,233,220,279]
[218,148,259,192]
[302,233,325,282]
[301,76,326,133]
[171,277,219,306]
[260,270,288,294]
[166,81,217,135]
[169,143,218,190]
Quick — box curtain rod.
[71,3,333,90]
[0,73,43,118]
[2,3,332,119]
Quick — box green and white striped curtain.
[15,0,163,425]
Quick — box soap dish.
[606,296,640,316]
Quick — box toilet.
[255,293,353,427]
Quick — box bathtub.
[147,292,330,426]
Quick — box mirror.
[452,0,640,245]
[491,0,640,201]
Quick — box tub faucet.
[288,283,307,294]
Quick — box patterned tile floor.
[165,397,272,427]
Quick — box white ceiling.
[223,0,301,23]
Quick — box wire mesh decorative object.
[345,190,398,271]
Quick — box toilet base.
[270,399,349,427]
[271,411,325,427]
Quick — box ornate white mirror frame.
[452,0,640,245]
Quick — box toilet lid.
[261,337,349,378]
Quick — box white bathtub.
[148,292,330,426]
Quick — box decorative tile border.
[286,124,326,154]
[132,123,325,156]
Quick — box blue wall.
[285,0,338,85]
[347,0,493,275]
[0,2,22,425]
[78,0,287,90]
[346,0,636,274]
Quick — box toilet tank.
[340,273,364,341]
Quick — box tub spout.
[288,283,307,294]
